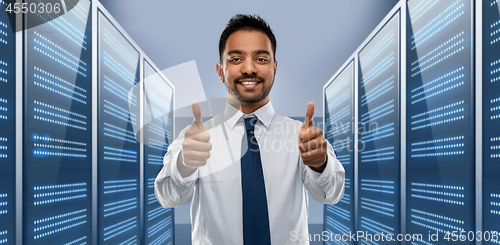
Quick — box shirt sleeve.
[301,140,345,205]
[154,125,199,208]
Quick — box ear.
[216,62,224,83]
[274,60,278,75]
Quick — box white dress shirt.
[155,101,345,245]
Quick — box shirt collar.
[223,101,275,130]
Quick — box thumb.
[302,101,315,128]
[192,100,205,130]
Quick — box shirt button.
[321,177,326,181]
[180,181,185,185]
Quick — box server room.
[0,0,498,244]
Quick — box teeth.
[241,82,258,85]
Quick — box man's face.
[217,30,277,105]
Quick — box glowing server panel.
[23,1,93,244]
[0,1,15,244]
[98,11,140,245]
[483,0,500,240]
[143,60,174,245]
[323,60,354,245]
[357,11,400,242]
[406,0,474,243]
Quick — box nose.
[240,59,257,75]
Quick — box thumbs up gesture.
[178,101,212,176]
[298,102,328,172]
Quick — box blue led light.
[411,46,465,77]
[361,31,395,67]
[103,54,136,85]
[103,198,137,217]
[103,31,137,67]
[32,66,85,95]
[411,1,465,49]
[361,197,394,217]
[360,216,394,236]
[34,182,87,206]
[326,205,350,221]
[411,32,464,78]
[326,106,350,125]
[361,54,395,87]
[103,146,137,163]
[0,193,7,215]
[34,43,86,77]
[104,76,137,105]
[103,179,137,194]
[45,18,86,50]
[345,179,351,190]
[148,217,172,238]
[148,194,157,204]
[103,99,137,124]
[150,231,172,245]
[410,0,439,22]
[410,182,464,205]
[326,217,351,238]
[360,123,394,143]
[361,77,394,106]
[103,217,137,241]
[63,236,87,245]
[411,77,464,104]
[326,76,350,101]
[336,154,350,165]
[103,123,137,144]
[410,135,465,158]
[147,155,164,165]
[33,209,88,239]
[147,206,171,221]
[34,31,87,67]
[360,179,395,194]
[360,146,395,163]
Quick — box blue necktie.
[241,117,271,245]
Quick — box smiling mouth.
[237,81,261,89]
[240,81,259,85]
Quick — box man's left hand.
[298,102,328,173]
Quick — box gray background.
[98,0,399,243]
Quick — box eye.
[257,58,268,62]
[229,57,241,62]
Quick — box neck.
[228,98,269,114]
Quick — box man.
[155,14,345,244]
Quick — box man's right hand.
[177,100,212,177]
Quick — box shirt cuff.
[170,150,199,193]
[306,153,341,189]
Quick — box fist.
[298,102,328,172]
[181,100,212,169]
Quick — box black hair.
[219,14,277,62]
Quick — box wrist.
[308,159,327,173]
[177,151,198,177]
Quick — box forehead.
[224,30,272,55]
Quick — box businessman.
[155,14,345,244]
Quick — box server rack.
[482,0,500,242]
[357,9,401,244]
[323,59,356,245]
[23,1,93,244]
[0,1,16,244]
[5,0,176,243]
[405,1,475,244]
[323,0,486,244]
[97,7,141,244]
[142,58,175,245]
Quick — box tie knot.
[244,117,258,131]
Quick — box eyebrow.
[255,50,271,56]
[227,49,271,56]
[227,50,243,56]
